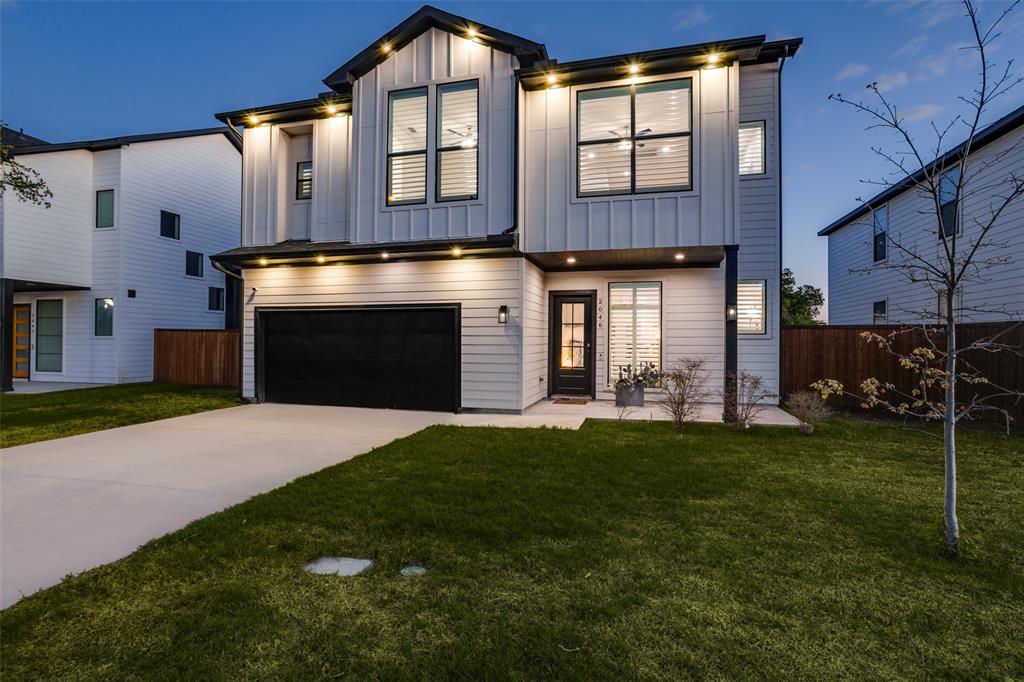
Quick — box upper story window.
[872,205,888,262]
[387,87,428,205]
[437,80,479,201]
[96,190,114,228]
[873,300,887,324]
[738,121,765,176]
[939,167,960,239]
[208,286,225,311]
[185,250,204,278]
[295,161,312,200]
[160,210,180,239]
[577,78,692,197]
[737,280,767,334]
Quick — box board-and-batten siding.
[520,64,740,253]
[350,28,516,243]
[827,123,1024,324]
[240,258,524,411]
[737,62,780,395]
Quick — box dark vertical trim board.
[724,246,738,421]
[0,278,14,392]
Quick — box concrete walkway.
[1,400,795,608]
[8,380,111,394]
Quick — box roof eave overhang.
[215,92,353,129]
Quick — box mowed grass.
[2,419,1022,680]
[0,383,241,448]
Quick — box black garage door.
[259,307,459,412]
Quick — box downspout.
[777,45,791,397]
[503,71,521,242]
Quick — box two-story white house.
[820,104,1024,325]
[0,127,242,390]
[210,5,800,414]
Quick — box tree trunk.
[944,309,960,556]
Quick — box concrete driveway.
[0,403,455,608]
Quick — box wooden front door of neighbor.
[549,292,595,397]
[11,304,30,379]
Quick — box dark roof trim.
[322,4,548,90]
[214,93,353,128]
[11,127,242,156]
[516,35,801,91]
[818,103,1024,236]
[1,126,48,148]
[211,233,516,266]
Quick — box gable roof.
[818,103,1024,237]
[1,125,48,148]
[322,4,548,90]
[10,127,243,157]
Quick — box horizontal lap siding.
[241,257,523,411]
[521,260,547,407]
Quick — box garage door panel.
[260,308,458,412]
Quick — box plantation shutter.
[387,88,428,205]
[608,283,662,383]
[737,281,766,334]
[738,121,765,175]
[437,81,478,201]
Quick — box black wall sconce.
[498,305,509,323]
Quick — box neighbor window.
[577,79,692,196]
[737,280,767,334]
[96,189,114,228]
[437,80,479,201]
[35,299,63,372]
[185,250,204,278]
[873,205,888,262]
[387,87,428,205]
[608,282,662,382]
[738,121,765,175]
[94,298,114,336]
[208,286,225,311]
[160,210,180,239]
[872,300,887,324]
[295,161,312,200]
[939,167,960,239]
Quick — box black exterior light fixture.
[497,305,509,324]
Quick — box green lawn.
[2,419,1022,679]
[0,383,241,448]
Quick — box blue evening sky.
[3,1,1022,311]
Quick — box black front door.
[549,292,595,397]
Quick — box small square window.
[95,298,114,336]
[160,210,180,239]
[208,286,225,311]
[96,190,114,228]
[872,300,887,324]
[185,251,204,278]
[296,161,312,200]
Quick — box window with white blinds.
[437,80,478,201]
[608,282,662,383]
[737,280,766,334]
[738,121,765,176]
[577,79,691,196]
[387,88,427,205]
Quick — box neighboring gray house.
[819,104,1024,325]
[0,128,241,389]
[211,5,800,413]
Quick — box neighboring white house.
[0,127,242,389]
[210,5,800,413]
[820,104,1024,325]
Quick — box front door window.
[560,303,586,368]
[550,293,594,396]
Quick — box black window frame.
[872,205,888,262]
[435,79,480,203]
[737,120,766,177]
[576,78,693,198]
[295,161,313,200]
[95,189,115,229]
[94,297,114,337]
[386,86,429,207]
[160,210,181,240]
[185,250,204,278]
[872,300,887,324]
[208,286,225,312]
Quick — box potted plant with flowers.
[614,362,660,407]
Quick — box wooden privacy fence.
[781,323,1024,424]
[153,329,239,387]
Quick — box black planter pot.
[615,384,645,407]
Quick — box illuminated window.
[608,282,661,382]
[437,80,478,201]
[737,280,766,334]
[559,302,586,369]
[738,121,765,175]
[295,161,312,200]
[387,87,427,205]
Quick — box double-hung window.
[295,161,312,200]
[387,87,428,205]
[608,283,662,382]
[737,281,767,334]
[437,80,478,201]
[738,121,765,176]
[939,167,960,239]
[873,205,887,262]
[577,79,692,196]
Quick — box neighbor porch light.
[316,255,326,264]
[566,256,576,265]
[258,257,269,266]
[451,247,463,257]
[674,253,685,261]
[497,305,509,324]
[381,252,390,260]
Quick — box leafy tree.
[0,126,53,208]
[781,268,824,326]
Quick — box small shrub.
[659,358,710,431]
[723,371,775,432]
[787,390,831,435]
